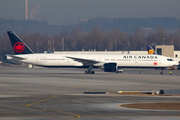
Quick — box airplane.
[7,31,176,74]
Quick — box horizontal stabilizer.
[6,54,26,61]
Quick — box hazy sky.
[0,0,179,25]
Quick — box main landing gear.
[84,65,95,74]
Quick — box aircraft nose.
[169,61,176,66]
[172,61,179,66]
[174,61,179,66]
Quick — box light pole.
[163,38,165,45]
[62,38,64,51]
[115,38,117,51]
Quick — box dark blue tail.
[7,31,34,55]
[146,46,157,54]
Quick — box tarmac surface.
[0,65,180,120]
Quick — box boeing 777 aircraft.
[7,31,176,74]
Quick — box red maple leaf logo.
[153,62,158,65]
[16,44,23,50]
[14,42,25,53]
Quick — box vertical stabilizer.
[146,46,157,55]
[7,31,34,54]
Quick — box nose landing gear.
[160,68,164,75]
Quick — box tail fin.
[7,31,34,54]
[146,46,157,55]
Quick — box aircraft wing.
[66,56,102,66]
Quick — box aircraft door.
[134,59,138,63]
[98,57,102,61]
[66,58,70,63]
[36,56,40,63]
[159,59,162,64]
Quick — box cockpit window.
[167,59,173,61]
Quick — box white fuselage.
[14,53,176,68]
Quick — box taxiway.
[0,66,180,120]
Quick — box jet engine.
[103,63,117,72]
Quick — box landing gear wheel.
[160,72,164,75]
[91,71,95,74]
[84,71,95,74]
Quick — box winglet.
[7,31,34,54]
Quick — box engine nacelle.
[103,63,117,72]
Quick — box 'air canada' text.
[123,55,158,59]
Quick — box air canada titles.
[123,55,158,59]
